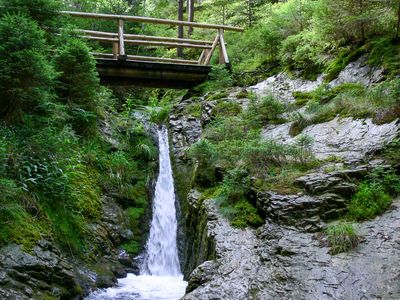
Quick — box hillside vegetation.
[0,0,399,276]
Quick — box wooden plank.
[124,39,211,49]
[127,55,198,64]
[80,35,118,42]
[91,52,199,65]
[61,11,244,32]
[218,29,229,64]
[118,19,126,58]
[81,29,117,37]
[204,33,220,65]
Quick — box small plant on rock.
[348,182,391,221]
[326,222,359,255]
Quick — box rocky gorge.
[170,56,400,299]
[0,54,398,300]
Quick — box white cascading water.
[86,126,187,300]
[141,126,181,276]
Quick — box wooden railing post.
[118,19,126,60]
[112,42,119,59]
[218,29,230,67]
[204,32,220,65]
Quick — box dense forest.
[0,0,399,299]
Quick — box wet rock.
[187,189,202,209]
[183,201,264,300]
[263,117,399,163]
[170,114,202,161]
[118,250,134,267]
[185,198,400,300]
[186,260,218,293]
[257,192,323,232]
[0,241,79,299]
[329,55,385,88]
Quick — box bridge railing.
[61,11,243,66]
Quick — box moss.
[211,101,242,118]
[0,179,50,251]
[236,89,249,99]
[324,47,366,82]
[368,37,400,79]
[293,91,313,106]
[121,240,141,255]
[218,199,263,229]
[68,166,102,220]
[205,91,228,101]
[382,138,400,163]
[183,103,202,118]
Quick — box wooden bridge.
[62,11,243,88]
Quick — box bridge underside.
[96,59,212,89]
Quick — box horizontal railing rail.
[62,11,243,66]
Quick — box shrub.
[205,116,248,142]
[230,200,264,228]
[184,103,202,118]
[366,167,400,197]
[0,0,61,27]
[187,139,218,187]
[326,222,359,255]
[348,183,391,221]
[121,240,141,255]
[280,30,326,79]
[0,13,55,121]
[211,101,242,119]
[247,95,286,125]
[217,168,263,228]
[54,39,100,135]
[382,138,400,163]
[200,65,234,92]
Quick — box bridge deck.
[97,59,211,88]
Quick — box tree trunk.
[177,0,184,57]
[359,0,365,41]
[187,0,194,36]
[397,0,400,39]
[247,0,252,27]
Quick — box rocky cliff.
[170,56,400,299]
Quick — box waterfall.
[141,126,181,276]
[85,126,187,300]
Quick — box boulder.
[328,55,385,88]
[263,117,399,163]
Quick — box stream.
[86,126,187,300]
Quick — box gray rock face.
[329,55,385,88]
[170,114,202,160]
[174,56,400,300]
[185,198,400,300]
[183,201,263,300]
[255,198,400,300]
[249,73,324,104]
[0,241,77,299]
[262,117,399,163]
[257,192,350,232]
[250,55,385,105]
